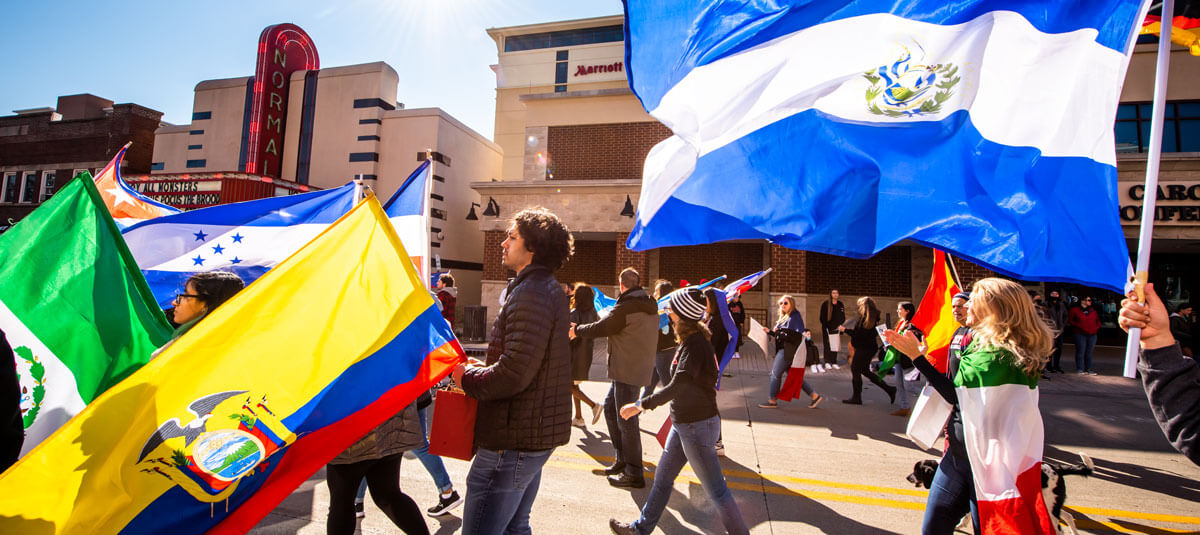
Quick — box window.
[504,25,624,52]
[2,173,18,203]
[21,172,39,203]
[72,168,87,180]
[353,98,395,111]
[1115,101,1200,153]
[555,60,568,84]
[188,144,202,150]
[357,135,380,141]
[432,174,446,183]
[417,152,451,166]
[359,118,382,125]
[192,111,212,120]
[431,208,447,220]
[556,50,569,61]
[189,129,204,135]
[430,193,444,201]
[150,162,165,171]
[41,172,55,202]
[186,159,207,168]
[348,152,379,162]
[555,85,567,93]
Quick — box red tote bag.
[427,388,478,461]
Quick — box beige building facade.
[151,28,501,321]
[475,15,1200,340]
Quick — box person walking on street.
[759,296,821,408]
[436,274,457,329]
[646,280,677,394]
[886,278,1052,534]
[572,267,659,489]
[840,296,896,405]
[1045,290,1068,373]
[1068,296,1102,375]
[1169,302,1194,357]
[819,290,846,370]
[325,402,430,535]
[728,293,747,359]
[608,288,750,535]
[569,283,603,427]
[452,208,574,535]
[882,302,923,417]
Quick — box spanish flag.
[910,250,961,373]
[0,194,464,534]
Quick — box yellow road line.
[549,451,1200,528]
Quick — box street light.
[466,202,480,220]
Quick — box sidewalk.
[249,340,1200,534]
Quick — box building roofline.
[382,107,502,154]
[195,76,253,91]
[486,14,624,48]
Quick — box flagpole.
[353,174,364,202]
[1125,0,1174,378]
[423,149,434,290]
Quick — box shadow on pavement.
[1044,444,1200,504]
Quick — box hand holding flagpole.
[1125,0,1174,378]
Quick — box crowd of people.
[4,205,1199,535]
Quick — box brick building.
[474,15,1200,338]
[0,93,162,228]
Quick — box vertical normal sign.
[244,23,319,178]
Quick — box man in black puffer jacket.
[453,207,573,535]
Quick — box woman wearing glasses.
[152,271,244,359]
[759,296,821,409]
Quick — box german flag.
[911,250,961,373]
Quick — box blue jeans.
[632,415,748,535]
[1073,333,1097,372]
[644,349,676,396]
[413,405,454,493]
[922,452,980,535]
[894,365,915,409]
[605,381,644,477]
[769,348,791,399]
[462,447,554,535]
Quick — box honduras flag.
[384,160,432,288]
[122,183,357,307]
[624,0,1151,293]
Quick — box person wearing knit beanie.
[667,288,707,321]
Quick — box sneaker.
[715,441,725,457]
[426,490,463,517]
[355,501,365,518]
[842,398,862,405]
[571,417,585,427]
[809,395,824,409]
[1077,371,1087,375]
[832,364,841,370]
[758,401,778,409]
[1087,370,1098,376]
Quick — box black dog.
[906,453,1094,534]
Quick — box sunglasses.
[174,293,201,302]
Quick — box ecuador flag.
[0,194,464,534]
[910,250,961,373]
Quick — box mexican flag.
[0,173,173,456]
[956,347,1055,535]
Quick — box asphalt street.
[250,341,1200,534]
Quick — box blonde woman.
[885,278,1053,534]
[759,296,821,408]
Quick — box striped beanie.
[666,288,707,321]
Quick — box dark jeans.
[463,447,554,535]
[922,452,980,535]
[326,454,429,535]
[632,415,749,535]
[1049,333,1065,370]
[820,328,839,364]
[850,345,891,401]
[645,349,676,395]
[1073,333,1097,372]
[606,381,644,477]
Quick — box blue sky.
[0,0,621,140]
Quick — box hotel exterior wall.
[294,62,398,189]
[153,77,249,174]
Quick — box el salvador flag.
[624,0,1151,293]
[122,183,357,307]
[384,160,432,287]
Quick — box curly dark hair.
[512,207,573,270]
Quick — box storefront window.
[1115,100,1200,153]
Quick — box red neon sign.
[244,23,319,178]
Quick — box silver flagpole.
[1125,0,1174,378]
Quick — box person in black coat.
[819,290,846,368]
[1,329,23,471]
[839,296,896,405]
[570,283,602,427]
